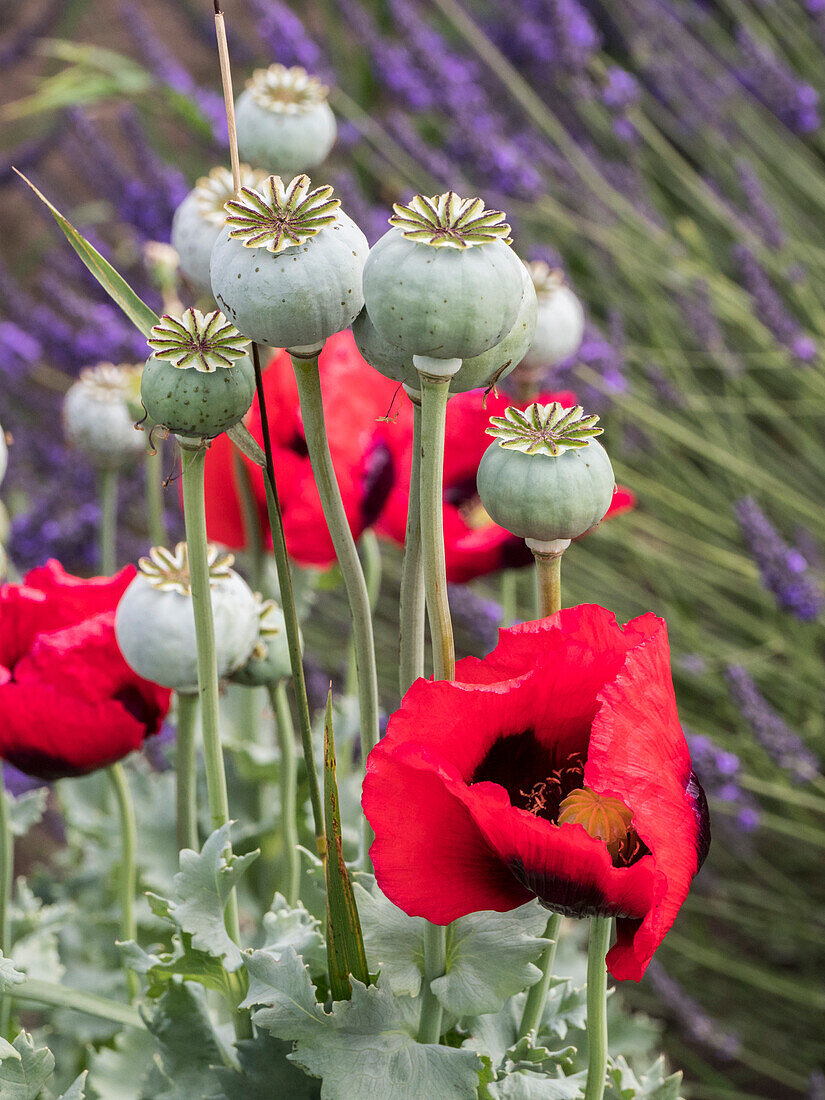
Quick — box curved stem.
[417,372,455,682]
[99,467,118,575]
[269,680,300,906]
[399,397,425,696]
[251,344,324,860]
[144,447,167,547]
[106,763,139,1001]
[179,440,240,943]
[0,768,14,1034]
[583,917,612,1100]
[175,692,199,853]
[290,352,380,864]
[518,914,562,1040]
[533,551,563,617]
[233,449,265,593]
[9,979,143,1028]
[415,364,458,1045]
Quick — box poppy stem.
[106,763,140,1001]
[399,392,425,696]
[144,447,167,547]
[232,449,265,594]
[518,913,562,1041]
[583,916,612,1100]
[529,540,569,616]
[345,530,383,705]
[252,349,324,863]
[175,692,199,853]
[289,349,380,867]
[178,439,241,938]
[99,467,118,576]
[415,358,461,1045]
[269,679,300,906]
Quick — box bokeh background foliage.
[2,0,825,1096]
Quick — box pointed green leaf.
[58,1071,88,1099]
[0,1032,55,1100]
[227,423,267,469]
[14,169,159,339]
[323,691,369,999]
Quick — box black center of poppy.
[471,729,585,825]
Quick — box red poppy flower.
[374,390,636,583]
[362,605,710,981]
[203,330,399,568]
[0,561,171,780]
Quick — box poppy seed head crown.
[486,402,603,457]
[138,543,235,596]
[75,362,143,403]
[148,309,249,373]
[245,64,329,113]
[390,192,512,249]
[194,165,269,226]
[223,174,340,254]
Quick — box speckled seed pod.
[362,192,524,361]
[115,544,259,694]
[210,174,367,349]
[521,263,585,370]
[354,258,537,394]
[62,363,145,470]
[142,309,255,439]
[477,402,616,542]
[235,65,336,176]
[171,165,269,292]
[231,598,298,687]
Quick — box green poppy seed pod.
[353,258,537,394]
[231,598,299,687]
[522,263,585,370]
[361,192,524,361]
[477,402,616,543]
[62,363,146,470]
[210,174,368,349]
[171,165,269,292]
[115,544,259,694]
[142,309,255,439]
[235,65,336,177]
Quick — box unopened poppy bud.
[558,787,634,859]
[115,543,259,694]
[362,192,525,362]
[210,174,367,350]
[476,402,616,543]
[142,308,254,439]
[231,596,299,687]
[62,363,146,470]
[235,65,337,178]
[522,263,585,370]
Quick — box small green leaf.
[8,788,47,837]
[0,1032,55,1100]
[607,1056,684,1100]
[119,935,230,997]
[322,691,369,1000]
[248,947,483,1100]
[14,169,159,339]
[227,423,267,469]
[0,951,25,992]
[58,1071,88,1099]
[262,894,326,974]
[153,824,259,972]
[490,1068,587,1099]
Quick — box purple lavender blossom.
[725,665,820,784]
[645,960,742,1060]
[736,28,820,133]
[249,0,330,76]
[735,497,824,620]
[687,731,761,833]
[735,160,784,251]
[2,762,47,798]
[447,584,503,655]
[732,246,817,364]
[602,67,641,111]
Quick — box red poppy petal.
[454,780,664,922]
[585,617,708,980]
[363,741,531,921]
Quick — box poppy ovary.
[558,787,635,861]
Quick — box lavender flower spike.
[735,497,824,620]
[725,665,820,785]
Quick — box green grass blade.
[323,690,369,1001]
[13,169,159,339]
